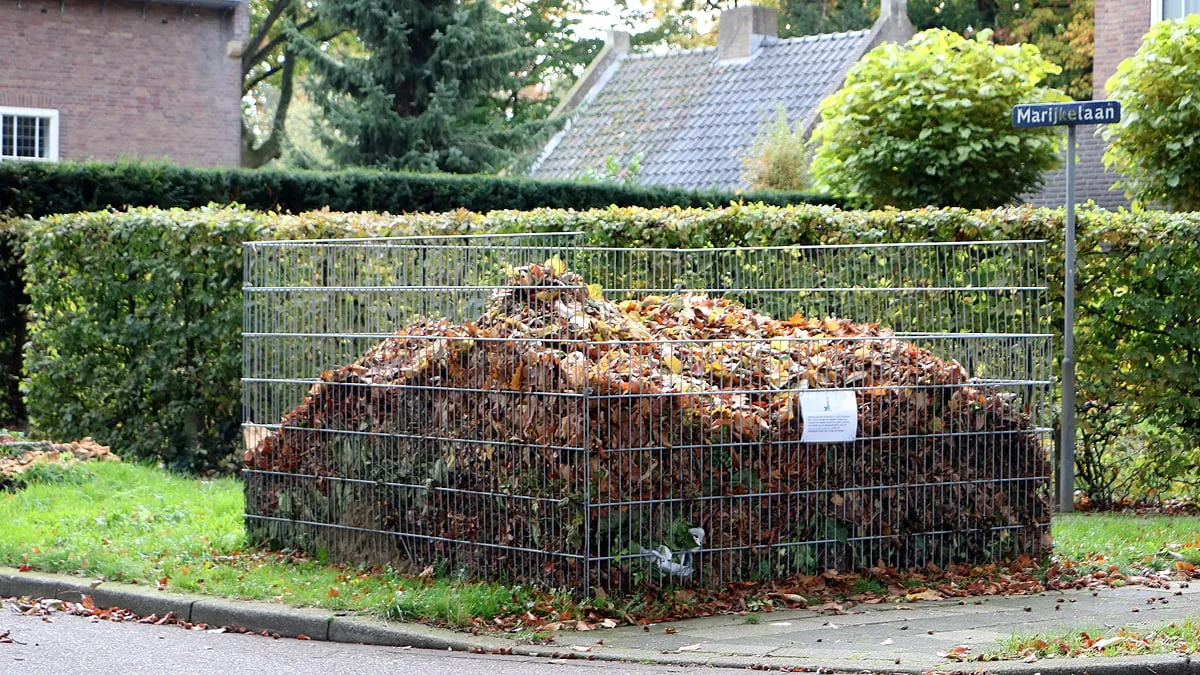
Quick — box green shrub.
[740,104,811,192]
[0,161,837,220]
[1103,15,1200,211]
[810,29,1068,209]
[19,207,491,471]
[1072,209,1200,505]
[12,203,1200,495]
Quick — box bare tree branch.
[242,47,298,168]
[244,0,293,75]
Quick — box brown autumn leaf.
[814,600,848,615]
[772,593,809,607]
[937,645,971,660]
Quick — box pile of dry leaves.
[0,436,119,486]
[245,260,1049,588]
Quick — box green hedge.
[9,205,1200,495]
[0,162,838,220]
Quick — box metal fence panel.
[243,234,1051,591]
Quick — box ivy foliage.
[1103,15,1200,212]
[809,29,1068,209]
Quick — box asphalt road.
[0,609,747,675]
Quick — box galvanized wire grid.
[243,234,1052,592]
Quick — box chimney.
[718,5,778,63]
[603,29,631,56]
[873,0,914,46]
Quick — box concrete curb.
[1,567,1196,674]
[191,598,334,641]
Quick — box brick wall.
[1093,0,1150,98]
[0,0,247,167]
[1023,129,1129,209]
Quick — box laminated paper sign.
[799,390,858,443]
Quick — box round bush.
[1103,15,1200,211]
[810,29,1068,209]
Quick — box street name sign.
[1011,97,1121,514]
[1012,100,1121,128]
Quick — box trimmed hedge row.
[0,162,838,220]
[6,205,1200,490]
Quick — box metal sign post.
[1012,99,1121,513]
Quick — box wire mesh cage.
[242,233,1053,592]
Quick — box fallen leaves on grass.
[982,620,1200,662]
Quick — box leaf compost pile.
[0,436,118,488]
[245,260,1050,588]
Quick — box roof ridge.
[624,45,717,62]
[764,28,872,44]
[620,28,872,62]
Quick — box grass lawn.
[0,462,568,626]
[1053,512,1200,573]
[2,461,1198,629]
[982,619,1200,660]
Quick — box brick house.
[0,0,247,167]
[528,2,914,191]
[1027,0,1199,208]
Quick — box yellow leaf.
[770,339,791,351]
[546,256,567,275]
[663,355,683,374]
[587,283,603,300]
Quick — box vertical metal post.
[1060,125,1077,513]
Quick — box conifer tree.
[299,0,543,172]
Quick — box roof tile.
[530,30,871,191]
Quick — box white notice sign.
[799,390,858,443]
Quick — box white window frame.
[1154,0,1200,22]
[0,106,59,162]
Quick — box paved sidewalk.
[2,566,1196,674]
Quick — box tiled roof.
[529,31,872,191]
[1024,128,1130,209]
